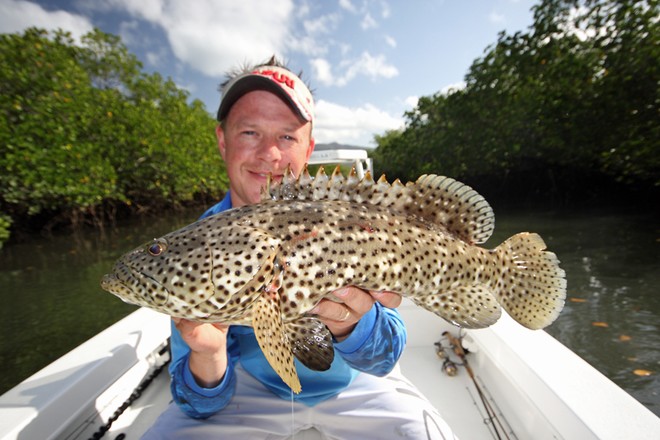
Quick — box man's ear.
[216,124,226,160]
[306,136,315,162]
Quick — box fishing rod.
[439,331,511,440]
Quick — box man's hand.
[173,318,230,388]
[312,287,401,341]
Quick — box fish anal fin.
[419,285,501,329]
[287,317,334,371]
[493,232,567,330]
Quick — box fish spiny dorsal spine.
[265,164,495,244]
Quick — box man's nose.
[256,137,282,162]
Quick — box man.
[142,57,456,439]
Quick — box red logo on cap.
[255,69,295,89]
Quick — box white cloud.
[12,0,396,89]
[314,99,403,146]
[440,81,466,95]
[303,12,340,35]
[338,0,357,14]
[380,1,391,19]
[117,20,140,45]
[175,79,197,96]
[145,50,165,67]
[0,0,93,41]
[384,35,396,48]
[361,12,377,30]
[310,58,333,85]
[288,12,339,56]
[404,96,419,108]
[347,52,398,82]
[294,0,311,19]
[489,11,506,24]
[102,0,295,76]
[312,52,398,87]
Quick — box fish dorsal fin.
[266,165,494,244]
[264,165,362,202]
[404,175,494,244]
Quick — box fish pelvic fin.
[251,260,302,394]
[287,317,334,371]
[493,233,567,330]
[266,166,495,245]
[415,285,502,329]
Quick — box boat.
[1,149,659,440]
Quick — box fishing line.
[291,391,295,439]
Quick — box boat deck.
[2,302,659,440]
[72,301,502,439]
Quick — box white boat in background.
[307,142,373,179]
[1,149,658,440]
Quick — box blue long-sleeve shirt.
[169,192,407,419]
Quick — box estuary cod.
[101,166,566,393]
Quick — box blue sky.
[0,0,538,146]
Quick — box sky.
[0,0,538,147]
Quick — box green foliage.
[0,28,228,246]
[0,214,10,249]
[372,0,659,197]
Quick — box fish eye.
[147,240,167,256]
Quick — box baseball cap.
[217,65,314,124]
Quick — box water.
[0,205,658,417]
[485,206,660,415]
[0,210,199,396]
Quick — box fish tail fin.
[493,233,566,329]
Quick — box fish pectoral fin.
[420,285,502,329]
[252,290,302,394]
[287,317,334,371]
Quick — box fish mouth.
[100,273,118,291]
[103,260,171,307]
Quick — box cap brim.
[217,76,309,122]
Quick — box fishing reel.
[434,330,478,376]
[434,337,462,377]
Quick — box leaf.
[592,321,609,328]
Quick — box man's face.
[217,90,315,208]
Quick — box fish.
[101,165,566,393]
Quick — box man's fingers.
[370,290,402,308]
[313,299,355,323]
[333,286,375,316]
